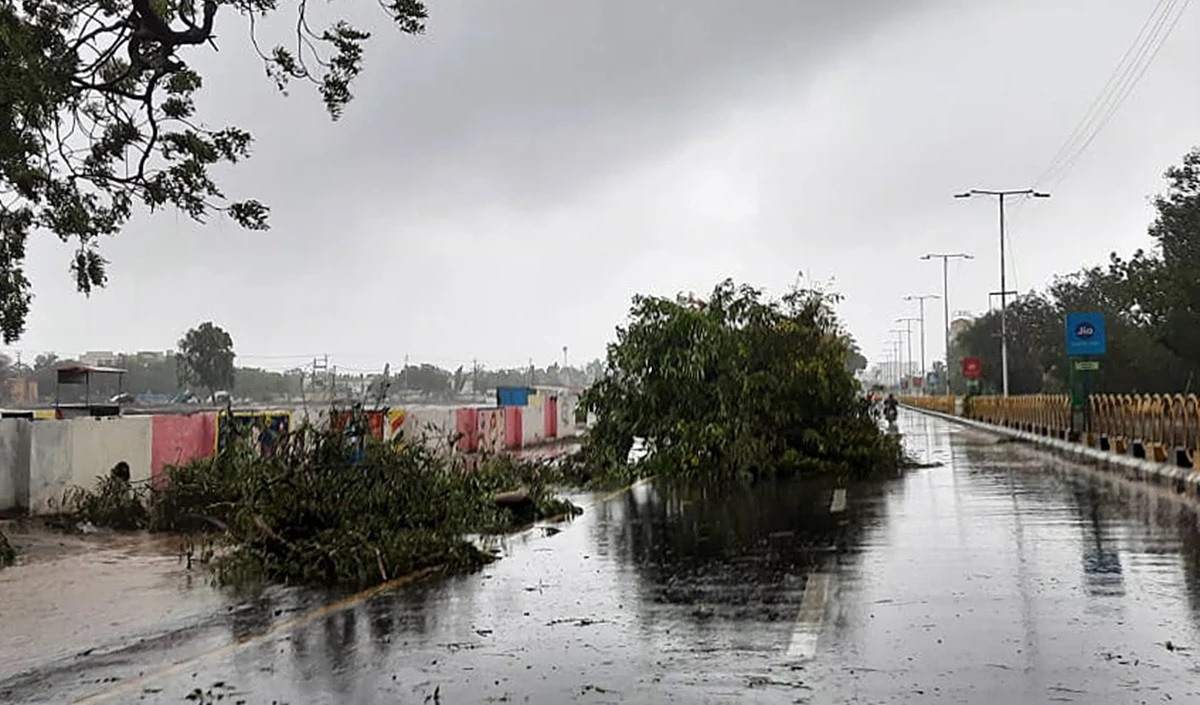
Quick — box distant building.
[135,350,170,362]
[7,378,38,404]
[79,350,118,367]
[949,317,974,346]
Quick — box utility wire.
[1034,0,1173,185]
[1000,0,1187,295]
[1035,0,1189,190]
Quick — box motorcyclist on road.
[883,393,898,422]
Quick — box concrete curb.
[903,404,1200,501]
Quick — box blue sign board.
[1065,312,1106,357]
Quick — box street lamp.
[904,294,940,393]
[921,253,973,395]
[955,189,1050,396]
[896,317,919,389]
[888,329,906,391]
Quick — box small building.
[54,364,126,419]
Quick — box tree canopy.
[176,321,234,400]
[951,148,1200,395]
[581,279,902,480]
[0,0,429,342]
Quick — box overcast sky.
[6,0,1198,373]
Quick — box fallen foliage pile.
[64,412,578,587]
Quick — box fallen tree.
[581,279,903,481]
[64,412,578,587]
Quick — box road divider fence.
[896,395,957,415]
[900,393,1200,470]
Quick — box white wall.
[29,417,153,514]
[522,396,546,447]
[402,407,459,451]
[558,391,580,438]
[0,419,31,512]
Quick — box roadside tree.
[177,322,235,401]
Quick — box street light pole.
[922,253,973,395]
[896,318,919,389]
[904,295,940,393]
[955,189,1050,396]
[889,329,906,391]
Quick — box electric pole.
[888,329,906,391]
[904,294,940,394]
[896,318,919,388]
[921,253,973,395]
[955,189,1050,396]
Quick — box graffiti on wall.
[477,408,504,452]
[216,412,291,456]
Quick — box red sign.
[962,356,982,379]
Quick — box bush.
[582,279,904,481]
[63,476,149,530]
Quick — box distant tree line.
[0,321,606,405]
[951,149,1200,396]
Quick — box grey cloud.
[207,0,931,211]
[18,0,1193,376]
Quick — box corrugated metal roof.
[56,364,127,375]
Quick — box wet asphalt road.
[5,408,1200,703]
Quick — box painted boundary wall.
[29,416,153,514]
[478,408,505,452]
[9,393,587,515]
[151,414,216,486]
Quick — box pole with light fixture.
[921,252,973,395]
[904,294,940,393]
[954,189,1050,396]
[896,317,920,390]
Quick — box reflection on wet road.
[6,408,1200,703]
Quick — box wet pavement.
[5,408,1200,703]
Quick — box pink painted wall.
[504,406,523,450]
[456,408,479,452]
[151,414,216,485]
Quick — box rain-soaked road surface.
[5,408,1200,703]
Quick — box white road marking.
[829,488,847,513]
[786,572,832,660]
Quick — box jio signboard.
[1065,312,1106,357]
[962,356,982,379]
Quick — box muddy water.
[0,527,230,681]
[6,409,1200,703]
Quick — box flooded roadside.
[0,522,233,683]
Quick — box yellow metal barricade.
[897,395,957,415]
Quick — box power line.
[1002,0,1189,291]
[1035,0,1189,190]
[1034,0,1173,185]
